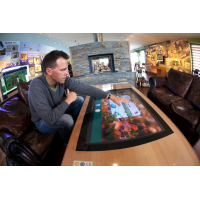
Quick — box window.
[131,50,145,71]
[131,52,138,71]
[191,44,200,72]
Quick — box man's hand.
[65,89,77,105]
[110,95,130,106]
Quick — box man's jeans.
[36,96,84,144]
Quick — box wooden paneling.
[157,65,166,76]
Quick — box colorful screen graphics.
[77,88,173,151]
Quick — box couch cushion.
[17,81,31,106]
[164,68,193,98]
[171,99,200,127]
[152,87,182,106]
[20,125,56,157]
[186,75,200,110]
[0,96,32,137]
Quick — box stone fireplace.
[88,53,115,73]
[69,41,135,86]
[69,41,131,77]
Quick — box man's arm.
[106,93,130,106]
[65,78,130,106]
[64,77,108,98]
[29,79,69,125]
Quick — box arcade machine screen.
[76,88,173,151]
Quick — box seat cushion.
[20,125,56,157]
[151,87,182,106]
[186,75,200,110]
[164,68,193,98]
[171,99,200,127]
[17,81,31,106]
[0,96,32,137]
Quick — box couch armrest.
[0,131,17,157]
[148,76,167,93]
[0,131,42,165]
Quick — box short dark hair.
[41,50,69,73]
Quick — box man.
[28,50,130,144]
[67,61,73,77]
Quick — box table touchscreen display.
[76,88,173,151]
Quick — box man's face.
[48,57,69,84]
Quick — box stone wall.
[70,41,131,77]
[71,71,135,86]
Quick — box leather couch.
[147,68,200,144]
[0,81,64,166]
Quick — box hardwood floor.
[0,72,200,165]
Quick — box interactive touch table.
[61,83,200,166]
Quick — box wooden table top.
[61,83,200,166]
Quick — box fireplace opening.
[88,53,115,74]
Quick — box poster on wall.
[0,40,56,74]
[0,41,20,71]
[157,54,163,61]
[185,62,191,69]
[35,64,42,72]
[19,41,55,73]
[173,54,179,59]
[146,51,150,57]
[29,67,35,77]
[146,39,191,74]
[146,60,150,66]
[173,61,179,66]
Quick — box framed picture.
[185,62,191,69]
[173,54,178,59]
[158,50,162,54]
[146,66,151,71]
[34,57,41,64]
[35,64,42,72]
[146,60,150,65]
[28,59,33,64]
[146,51,150,57]
[173,61,179,66]
[151,57,155,61]
[11,52,19,59]
[157,54,163,61]
[21,54,27,60]
[29,67,35,77]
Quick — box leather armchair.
[0,81,64,166]
[147,68,200,144]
